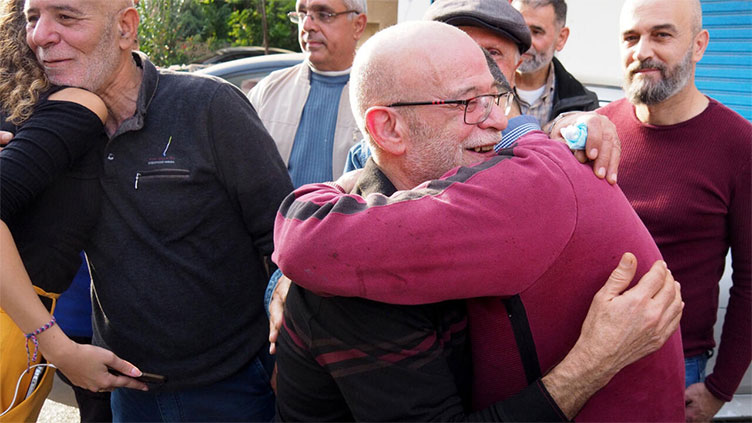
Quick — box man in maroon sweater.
[576,0,751,420]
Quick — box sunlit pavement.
[38,373,79,423]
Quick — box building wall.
[397,0,431,22]
[556,0,625,88]
[695,0,752,121]
[362,0,399,44]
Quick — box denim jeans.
[111,350,275,422]
[685,351,710,388]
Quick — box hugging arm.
[541,253,683,418]
[0,89,147,392]
[272,252,682,420]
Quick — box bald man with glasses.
[271,21,684,422]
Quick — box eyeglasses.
[287,9,358,24]
[388,92,514,125]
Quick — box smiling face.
[352,22,508,188]
[620,0,702,105]
[400,38,508,182]
[24,0,122,93]
[295,0,365,71]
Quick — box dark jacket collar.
[111,52,159,139]
[352,157,398,197]
[550,56,599,120]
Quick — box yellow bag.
[0,287,59,423]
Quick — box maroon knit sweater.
[599,98,751,401]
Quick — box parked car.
[195,52,305,94]
[195,46,296,66]
[583,83,624,107]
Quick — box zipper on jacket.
[134,169,190,190]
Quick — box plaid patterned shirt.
[515,62,556,126]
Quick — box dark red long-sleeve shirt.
[599,98,752,401]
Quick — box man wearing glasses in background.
[271,20,685,422]
[249,0,365,189]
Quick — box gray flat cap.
[424,0,532,54]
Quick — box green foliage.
[227,0,299,50]
[137,0,299,67]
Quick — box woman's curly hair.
[0,0,49,125]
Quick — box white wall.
[556,0,626,87]
[398,0,431,22]
[396,0,627,87]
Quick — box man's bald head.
[350,21,486,139]
[621,0,702,36]
[688,0,703,35]
[349,20,506,189]
[112,0,136,10]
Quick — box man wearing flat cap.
[424,0,532,84]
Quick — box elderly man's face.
[295,0,363,71]
[620,0,697,105]
[515,2,563,74]
[400,45,508,183]
[459,25,520,87]
[24,0,121,93]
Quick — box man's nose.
[479,101,508,132]
[301,13,318,31]
[29,16,61,48]
[633,37,653,62]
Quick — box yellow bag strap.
[32,286,60,314]
[32,286,61,300]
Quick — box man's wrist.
[545,111,579,136]
[541,342,617,419]
[704,375,734,403]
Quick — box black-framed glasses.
[287,9,358,24]
[388,92,514,125]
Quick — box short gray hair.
[350,21,470,150]
[690,0,703,35]
[343,0,367,15]
[514,0,566,27]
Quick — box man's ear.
[365,106,406,156]
[514,53,523,72]
[692,29,709,63]
[555,26,570,51]
[117,7,140,50]
[352,13,367,41]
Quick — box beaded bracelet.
[25,317,56,368]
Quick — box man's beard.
[402,111,500,186]
[623,49,693,105]
[518,44,555,74]
[42,17,120,93]
[403,119,463,186]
